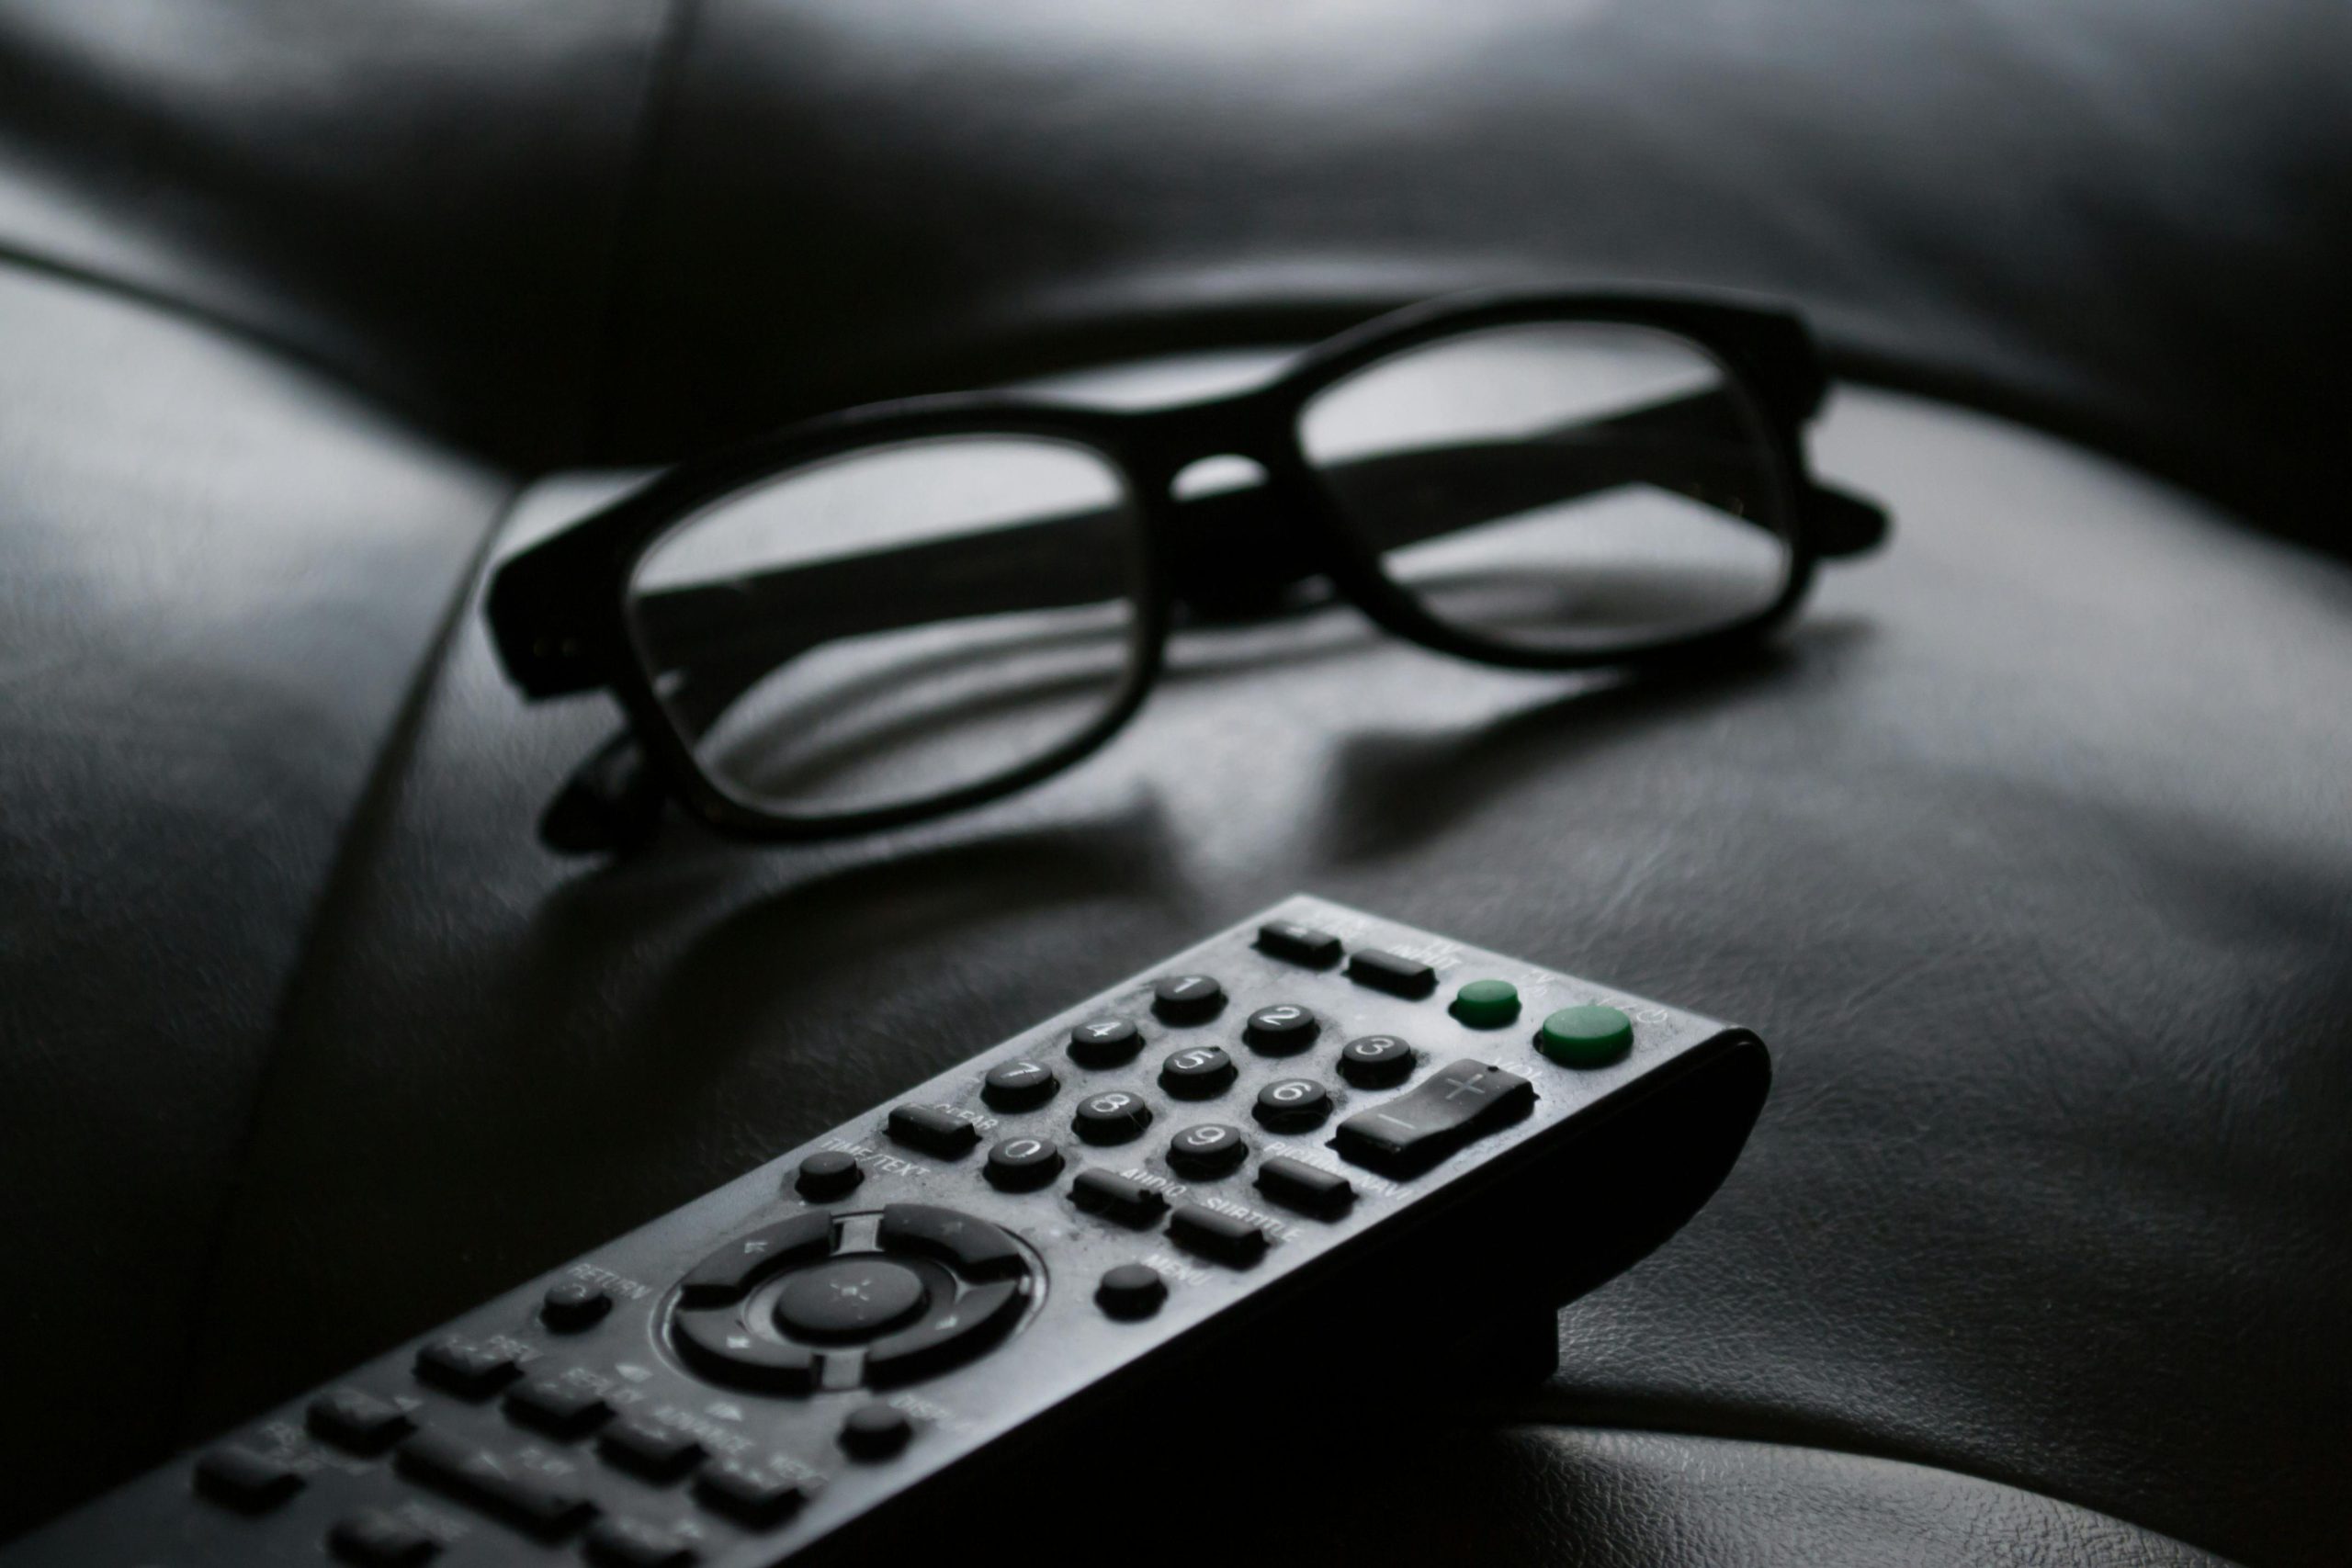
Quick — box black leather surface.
[175,387,2352,1567]
[0,259,505,1534]
[3,2,2349,1563]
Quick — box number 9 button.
[1167,1123,1249,1179]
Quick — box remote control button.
[503,1371,614,1439]
[1073,1089,1154,1145]
[671,1311,820,1392]
[1254,1155,1356,1219]
[396,1431,595,1540]
[1071,1168,1170,1225]
[597,1416,705,1483]
[1242,1002,1319,1054]
[839,1404,916,1459]
[1096,1263,1168,1318]
[540,1278,613,1332]
[1256,919,1342,967]
[1338,1033,1416,1088]
[1537,1004,1635,1066]
[795,1150,864,1201]
[982,1057,1060,1111]
[774,1258,930,1342]
[1069,1017,1141,1066]
[192,1443,303,1512]
[584,1516,696,1567]
[1159,1044,1236,1099]
[1347,948,1437,998]
[1252,1077,1333,1131]
[413,1335,521,1400]
[1334,1057,1536,1174]
[694,1457,808,1527]
[1152,973,1226,1022]
[328,1507,440,1564]
[307,1387,413,1454]
[984,1134,1065,1190]
[1166,1203,1269,1266]
[863,1280,1023,1383]
[886,1104,981,1158]
[678,1211,835,1304]
[1166,1122,1250,1178]
[876,1203,1027,1278]
[1451,978,1521,1029]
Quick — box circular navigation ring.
[666,1205,1038,1393]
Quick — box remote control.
[7,896,1769,1567]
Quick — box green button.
[1450,979,1521,1029]
[1536,1005,1634,1066]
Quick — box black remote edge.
[6,895,1770,1568]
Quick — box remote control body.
[7,895,1769,1567]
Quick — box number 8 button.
[1074,1090,1154,1145]
[1167,1123,1249,1179]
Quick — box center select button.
[774,1258,929,1342]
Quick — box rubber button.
[670,1312,820,1393]
[1347,948,1437,998]
[1071,1168,1170,1225]
[886,1104,981,1158]
[876,1203,1026,1278]
[539,1278,612,1332]
[1159,1044,1236,1099]
[1152,973,1226,1023]
[1338,1034,1415,1088]
[1254,1156,1355,1219]
[863,1280,1023,1383]
[984,1134,1065,1190]
[794,1150,864,1201]
[1097,1263,1167,1318]
[1242,1003,1319,1054]
[584,1516,695,1567]
[694,1458,808,1526]
[982,1057,1059,1111]
[1253,1077,1333,1131]
[597,1416,705,1483]
[1167,1122,1249,1179]
[840,1404,916,1460]
[1451,978,1521,1029]
[413,1336,520,1400]
[1536,1004,1634,1066]
[307,1388,413,1454]
[1074,1089,1155,1145]
[328,1508,440,1564]
[1166,1203,1269,1266]
[503,1371,614,1439]
[1256,919,1342,967]
[395,1431,594,1540]
[1069,1017,1141,1066]
[774,1258,929,1342]
[678,1211,835,1305]
[193,1444,304,1512]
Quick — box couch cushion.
[0,260,505,1538]
[180,382,2352,1567]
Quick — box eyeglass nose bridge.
[1150,446,1329,621]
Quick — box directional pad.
[667,1206,1036,1394]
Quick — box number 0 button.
[985,1134,1065,1190]
[1167,1123,1249,1178]
[1074,1090,1155,1145]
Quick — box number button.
[1159,1044,1237,1100]
[1166,1122,1249,1179]
[1152,974,1226,1023]
[1074,1090,1155,1145]
[1069,1017,1141,1067]
[1243,1002,1319,1055]
[983,1058,1060,1111]
[1252,1077,1333,1132]
[984,1134,1066,1190]
[1339,1034,1416,1088]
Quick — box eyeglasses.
[488,290,1888,851]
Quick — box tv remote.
[7,895,1769,1567]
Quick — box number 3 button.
[1167,1123,1249,1179]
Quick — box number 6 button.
[1167,1123,1249,1179]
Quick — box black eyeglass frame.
[488,289,1886,843]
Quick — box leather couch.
[4,3,2346,1563]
